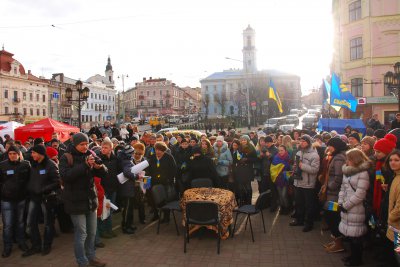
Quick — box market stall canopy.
[14,118,79,143]
[0,121,25,139]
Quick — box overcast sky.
[0,0,333,95]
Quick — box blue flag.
[330,73,358,112]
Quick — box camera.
[94,157,103,165]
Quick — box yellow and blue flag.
[270,163,285,183]
[328,201,339,211]
[330,73,358,112]
[376,170,385,183]
[268,80,283,113]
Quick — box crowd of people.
[1,119,400,266]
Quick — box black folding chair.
[184,201,221,254]
[232,191,270,242]
[190,178,213,188]
[151,184,181,235]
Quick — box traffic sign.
[251,101,256,107]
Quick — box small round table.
[180,187,237,239]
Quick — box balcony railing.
[12,98,20,103]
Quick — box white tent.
[0,121,25,139]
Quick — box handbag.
[318,160,331,203]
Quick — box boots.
[325,237,345,253]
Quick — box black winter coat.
[59,147,107,215]
[148,153,177,187]
[98,152,121,194]
[187,154,219,186]
[0,159,31,201]
[28,157,60,201]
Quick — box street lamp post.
[384,62,400,112]
[225,57,251,129]
[65,80,90,131]
[117,74,129,125]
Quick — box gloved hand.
[339,204,347,213]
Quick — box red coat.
[94,176,105,218]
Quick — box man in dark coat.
[59,133,107,267]
[23,145,60,257]
[391,113,400,130]
[0,146,30,257]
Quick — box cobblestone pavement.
[1,184,377,267]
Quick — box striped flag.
[328,201,339,211]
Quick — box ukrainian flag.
[328,201,339,211]
[268,80,283,113]
[376,170,385,183]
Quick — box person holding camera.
[0,145,31,258]
[23,144,61,257]
[290,135,320,232]
[59,133,108,267]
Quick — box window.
[14,91,17,100]
[14,107,18,114]
[153,91,155,96]
[30,93,33,101]
[90,115,93,122]
[91,93,93,98]
[205,86,208,92]
[23,108,27,115]
[160,90,162,96]
[160,100,163,106]
[86,115,88,122]
[147,91,149,96]
[4,90,8,98]
[350,37,362,60]
[37,109,40,116]
[153,100,156,107]
[349,0,361,22]
[43,109,46,116]
[4,107,8,114]
[36,94,39,102]
[95,94,97,99]
[95,104,98,111]
[43,95,46,102]
[30,108,33,116]
[351,78,363,97]
[13,67,17,74]
[23,92,26,100]
[140,101,144,106]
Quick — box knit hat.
[374,133,397,155]
[216,136,224,142]
[73,133,89,146]
[33,137,44,146]
[240,135,250,142]
[361,136,376,148]
[32,145,46,156]
[123,145,134,155]
[327,137,347,152]
[46,147,59,158]
[265,136,274,143]
[7,145,20,154]
[374,129,386,140]
[348,133,361,143]
[300,134,312,145]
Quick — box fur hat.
[374,133,397,155]
[327,137,347,152]
[216,136,224,142]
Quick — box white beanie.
[216,136,224,142]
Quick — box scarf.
[373,159,385,218]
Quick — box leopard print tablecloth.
[180,188,237,239]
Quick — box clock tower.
[242,25,257,73]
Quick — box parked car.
[302,115,318,129]
[264,116,287,131]
[279,124,296,133]
[157,127,179,135]
[286,114,299,125]
[289,109,301,116]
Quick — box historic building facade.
[200,26,301,123]
[0,48,49,123]
[332,0,400,126]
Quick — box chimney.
[28,70,31,75]
[149,77,152,80]
[143,77,146,81]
